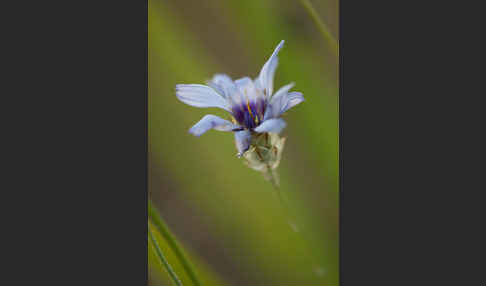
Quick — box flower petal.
[263,83,295,120]
[235,77,254,94]
[235,77,262,104]
[272,82,295,100]
[257,40,284,98]
[207,74,234,99]
[234,129,252,157]
[189,114,238,137]
[254,118,287,134]
[280,92,305,114]
[176,84,229,111]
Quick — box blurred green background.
[148,0,338,285]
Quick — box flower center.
[232,99,266,129]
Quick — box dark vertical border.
[339,0,469,284]
[341,0,395,282]
[5,0,148,284]
[144,0,149,284]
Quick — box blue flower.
[176,40,304,157]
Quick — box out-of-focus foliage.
[149,0,338,285]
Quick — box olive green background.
[149,0,338,285]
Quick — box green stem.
[298,0,339,57]
[266,166,299,232]
[149,223,183,286]
[267,166,283,206]
[266,170,327,278]
[149,200,202,286]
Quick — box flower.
[175,40,304,158]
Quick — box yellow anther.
[246,100,255,121]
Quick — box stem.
[265,170,326,278]
[149,223,183,286]
[149,200,202,286]
[266,166,299,232]
[298,0,339,57]
[267,166,283,205]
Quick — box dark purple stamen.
[249,101,258,117]
[231,99,267,130]
[243,112,255,129]
[232,105,245,125]
[257,98,266,122]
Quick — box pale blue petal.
[264,89,304,120]
[176,84,230,111]
[235,77,254,91]
[280,92,305,114]
[235,77,259,102]
[263,83,295,120]
[257,40,284,98]
[263,101,276,120]
[189,114,238,137]
[207,74,234,99]
[254,118,287,134]
[234,129,252,157]
[271,82,295,100]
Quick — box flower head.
[176,40,304,158]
